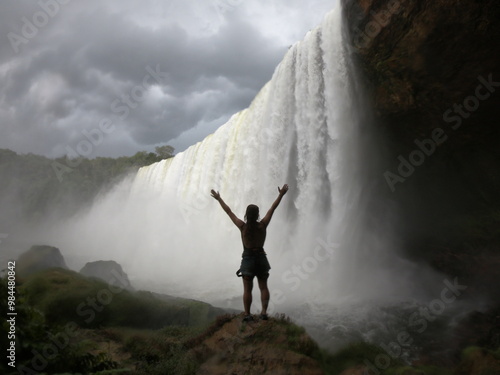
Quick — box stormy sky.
[0,0,336,158]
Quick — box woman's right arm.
[260,184,288,227]
[211,189,245,228]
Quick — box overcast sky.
[0,0,336,158]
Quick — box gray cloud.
[0,0,336,157]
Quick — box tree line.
[0,146,174,222]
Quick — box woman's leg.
[242,276,253,315]
[257,276,270,315]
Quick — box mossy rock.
[17,245,68,277]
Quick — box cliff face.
[341,0,500,298]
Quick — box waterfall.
[51,4,442,324]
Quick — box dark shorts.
[239,254,271,279]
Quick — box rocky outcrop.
[80,260,133,290]
[341,0,500,299]
[17,245,68,276]
[189,314,325,375]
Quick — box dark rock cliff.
[341,0,500,300]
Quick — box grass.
[18,268,221,329]
[4,270,230,374]
[101,324,209,375]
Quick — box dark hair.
[244,204,259,223]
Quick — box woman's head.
[245,204,259,223]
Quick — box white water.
[48,6,443,324]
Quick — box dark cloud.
[0,0,335,157]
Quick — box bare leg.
[242,276,253,315]
[257,276,270,315]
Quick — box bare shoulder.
[257,221,268,230]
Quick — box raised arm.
[211,189,245,228]
[260,184,288,227]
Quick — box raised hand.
[210,189,221,201]
[211,189,244,228]
[278,184,289,196]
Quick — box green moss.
[462,346,483,359]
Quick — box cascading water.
[49,4,453,352]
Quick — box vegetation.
[0,267,224,374]
[1,275,120,375]
[2,270,497,375]
[18,268,221,329]
[272,313,322,357]
[0,146,174,222]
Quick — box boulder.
[80,260,133,290]
[17,245,68,276]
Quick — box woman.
[211,184,288,321]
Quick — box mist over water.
[39,5,451,348]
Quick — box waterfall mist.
[37,5,453,349]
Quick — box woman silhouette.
[211,184,289,321]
